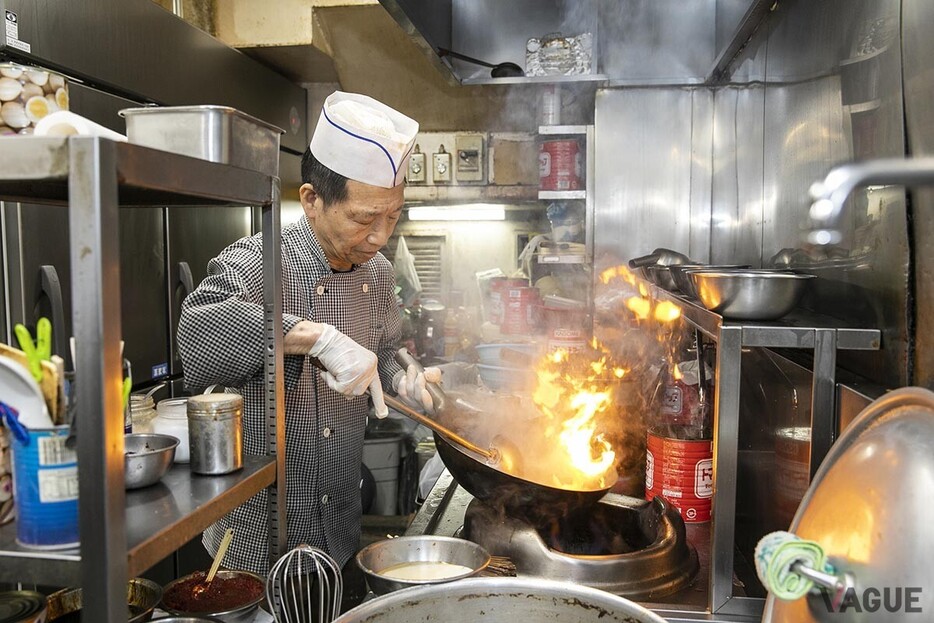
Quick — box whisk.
[266,544,343,623]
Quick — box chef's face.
[301,179,404,271]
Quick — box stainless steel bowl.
[689,270,815,320]
[125,433,179,490]
[356,535,491,595]
[333,577,667,623]
[148,617,225,622]
[161,570,265,623]
[669,264,751,297]
[642,265,678,291]
[47,577,162,622]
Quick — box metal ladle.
[437,48,525,78]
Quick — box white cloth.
[34,110,127,142]
[310,91,418,188]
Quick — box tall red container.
[645,433,713,523]
[501,286,539,335]
[539,139,582,191]
[541,304,588,352]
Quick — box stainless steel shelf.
[461,74,608,86]
[0,136,285,621]
[642,280,881,350]
[404,184,538,204]
[537,253,588,265]
[0,456,275,586]
[538,190,586,200]
[538,125,588,135]
[0,137,274,206]
[636,277,880,614]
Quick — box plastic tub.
[476,364,536,392]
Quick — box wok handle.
[309,350,496,462]
[628,252,660,268]
[394,348,449,414]
[383,394,495,462]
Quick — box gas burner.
[463,493,698,600]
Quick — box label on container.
[39,436,76,467]
[39,466,79,503]
[4,11,31,53]
[695,458,713,498]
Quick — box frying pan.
[394,350,613,519]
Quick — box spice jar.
[0,62,69,135]
[153,398,190,463]
[187,393,243,475]
[128,394,158,434]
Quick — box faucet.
[808,157,934,244]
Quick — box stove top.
[462,493,698,601]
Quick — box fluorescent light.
[407,204,506,221]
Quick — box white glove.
[394,364,441,414]
[309,323,387,417]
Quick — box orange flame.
[654,301,682,323]
[599,265,637,286]
[533,347,619,489]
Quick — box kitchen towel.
[34,110,127,142]
[755,530,829,600]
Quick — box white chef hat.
[309,91,419,189]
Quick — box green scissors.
[14,317,52,383]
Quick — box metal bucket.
[187,394,243,475]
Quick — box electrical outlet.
[407,145,426,183]
[455,134,484,182]
[433,144,452,183]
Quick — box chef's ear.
[300,183,322,218]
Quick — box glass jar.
[129,395,158,434]
[0,62,69,135]
[153,398,190,463]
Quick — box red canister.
[539,139,582,191]
[501,286,539,335]
[645,433,713,523]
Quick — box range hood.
[378,0,777,87]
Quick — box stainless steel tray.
[119,105,284,177]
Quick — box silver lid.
[764,387,934,622]
[187,393,242,418]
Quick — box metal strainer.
[267,545,343,623]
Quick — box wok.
[394,350,613,520]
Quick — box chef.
[178,91,437,574]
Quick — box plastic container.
[363,433,404,515]
[187,394,243,475]
[153,398,190,463]
[10,425,79,549]
[0,63,69,136]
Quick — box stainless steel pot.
[333,577,666,623]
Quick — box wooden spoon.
[193,528,234,597]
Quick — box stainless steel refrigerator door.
[3,202,168,384]
[166,206,253,376]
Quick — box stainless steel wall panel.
[689,89,714,263]
[711,86,765,265]
[593,88,708,273]
[600,0,716,85]
[903,0,934,390]
[756,0,908,387]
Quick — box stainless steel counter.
[407,470,760,623]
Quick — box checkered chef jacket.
[177,216,404,573]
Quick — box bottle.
[443,310,459,358]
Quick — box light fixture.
[407,204,506,221]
